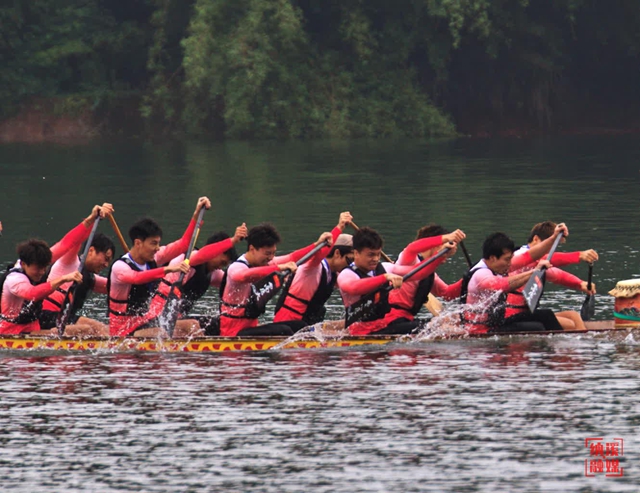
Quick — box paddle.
[250,240,330,314]
[460,241,473,268]
[164,206,207,337]
[57,217,101,332]
[580,263,595,321]
[522,232,564,313]
[108,215,130,252]
[345,246,451,327]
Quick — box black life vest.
[219,258,264,319]
[0,265,45,325]
[107,257,159,317]
[274,259,337,325]
[459,266,508,329]
[179,263,211,315]
[388,254,436,316]
[346,262,390,323]
[44,260,96,315]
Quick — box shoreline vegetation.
[1,1,639,143]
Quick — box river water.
[1,135,639,491]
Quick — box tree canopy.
[1,0,639,138]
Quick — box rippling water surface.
[1,135,640,491]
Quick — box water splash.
[271,322,350,350]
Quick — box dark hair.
[206,231,238,262]
[482,232,515,260]
[17,239,52,267]
[327,245,353,258]
[415,224,448,240]
[129,218,163,242]
[89,233,116,257]
[527,221,556,243]
[353,227,383,251]
[246,223,281,250]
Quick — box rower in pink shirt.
[388,224,466,324]
[220,223,332,337]
[273,211,353,331]
[148,224,247,335]
[461,224,569,334]
[504,220,599,330]
[337,226,449,336]
[108,197,210,338]
[0,205,110,335]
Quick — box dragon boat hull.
[0,321,630,353]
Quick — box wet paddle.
[164,207,207,337]
[460,241,473,268]
[522,232,564,313]
[345,246,451,327]
[580,263,595,321]
[108,215,130,252]
[250,240,330,314]
[58,217,101,332]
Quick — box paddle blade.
[522,269,546,313]
[580,294,595,321]
[251,271,289,314]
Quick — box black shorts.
[39,310,79,330]
[496,309,563,333]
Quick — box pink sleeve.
[476,270,510,292]
[155,219,197,266]
[308,227,341,267]
[435,277,463,300]
[228,263,279,283]
[50,222,91,263]
[511,251,534,270]
[546,268,583,290]
[114,266,167,285]
[338,274,388,296]
[397,236,443,265]
[547,251,580,267]
[392,257,446,281]
[188,238,234,266]
[273,243,316,265]
[10,279,54,301]
[93,275,108,294]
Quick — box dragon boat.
[0,320,634,353]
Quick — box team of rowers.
[0,198,599,339]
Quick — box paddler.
[387,225,466,324]
[460,223,569,334]
[39,202,115,338]
[503,220,599,330]
[219,223,333,337]
[337,226,451,336]
[0,205,110,336]
[149,224,247,335]
[107,197,210,338]
[273,211,354,332]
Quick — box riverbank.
[1,97,639,143]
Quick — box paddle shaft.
[58,217,102,331]
[166,207,207,336]
[460,241,473,268]
[108,215,130,252]
[586,263,593,290]
[349,221,393,263]
[523,232,564,312]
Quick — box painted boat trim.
[0,321,633,353]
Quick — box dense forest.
[1,0,639,139]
